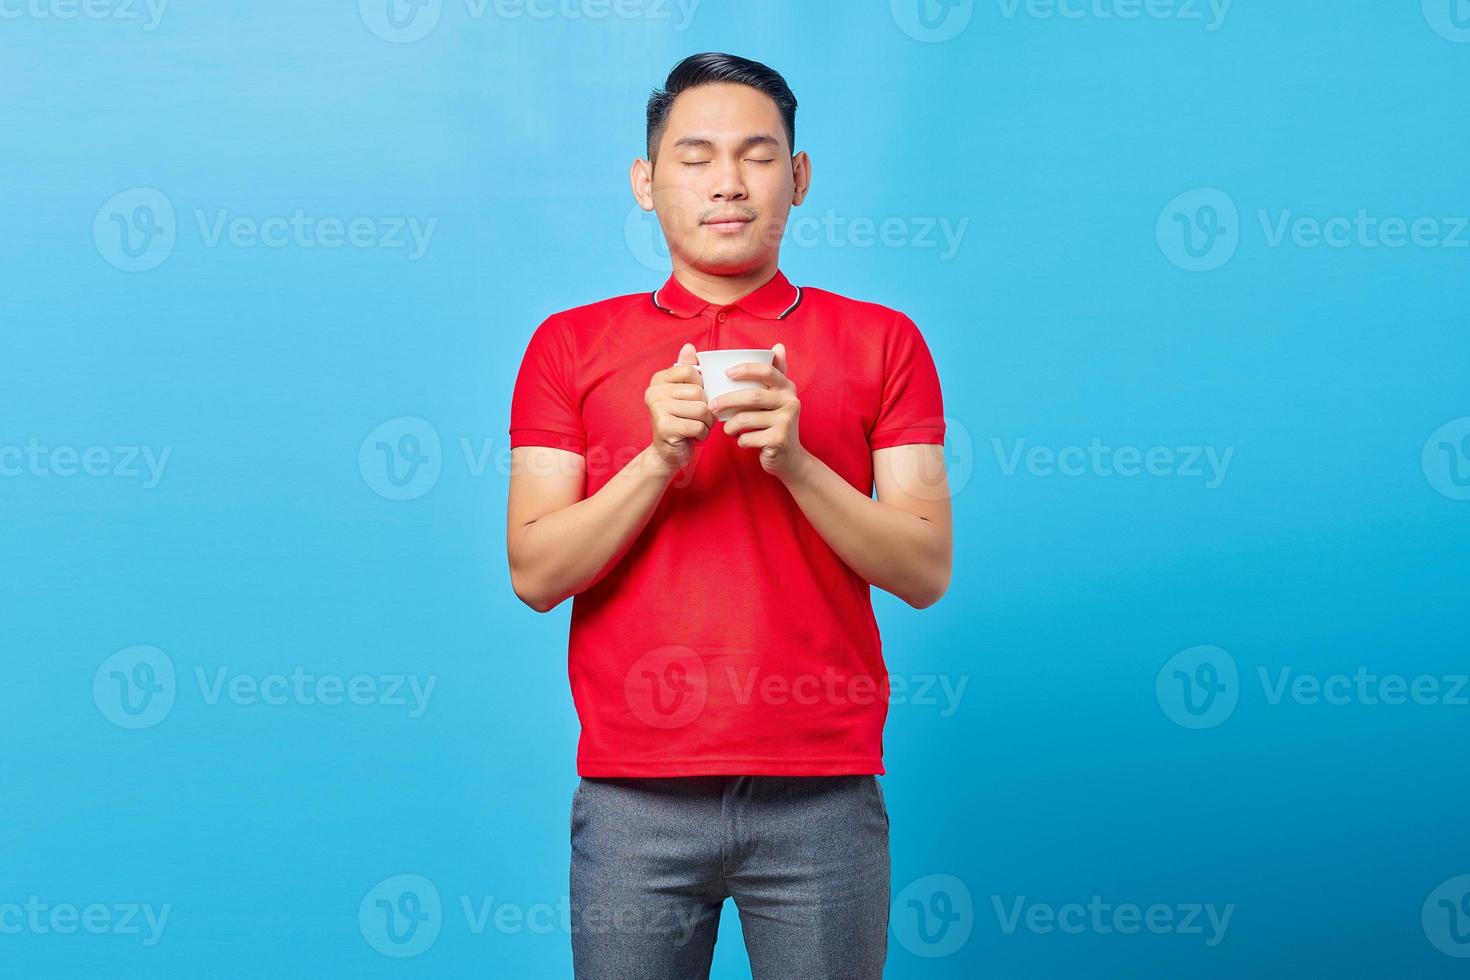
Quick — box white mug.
[694,348,776,422]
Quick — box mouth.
[702,214,754,234]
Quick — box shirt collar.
[651,270,803,320]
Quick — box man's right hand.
[645,342,715,474]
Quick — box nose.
[709,156,748,203]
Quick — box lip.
[703,216,753,234]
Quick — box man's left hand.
[710,343,811,481]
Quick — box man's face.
[636,83,809,276]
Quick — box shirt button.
[716,312,728,322]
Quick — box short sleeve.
[867,312,946,451]
[509,315,586,455]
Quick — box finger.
[677,342,699,365]
[725,362,789,388]
[709,388,776,415]
[664,417,711,441]
[772,343,787,376]
[736,428,774,449]
[722,410,777,435]
[652,382,707,402]
[660,398,716,423]
[653,363,703,386]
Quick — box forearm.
[509,447,675,611]
[778,451,951,608]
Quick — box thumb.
[677,342,699,365]
[772,342,787,375]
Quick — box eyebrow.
[670,134,783,152]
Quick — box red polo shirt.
[509,269,945,776]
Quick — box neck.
[670,259,779,307]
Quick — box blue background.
[3,0,1468,976]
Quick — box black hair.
[646,52,797,161]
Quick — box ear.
[630,157,655,211]
[791,151,811,207]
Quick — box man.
[507,52,952,979]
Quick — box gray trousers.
[569,774,891,979]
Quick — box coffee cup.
[693,348,776,422]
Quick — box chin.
[678,237,765,273]
[683,249,767,275]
